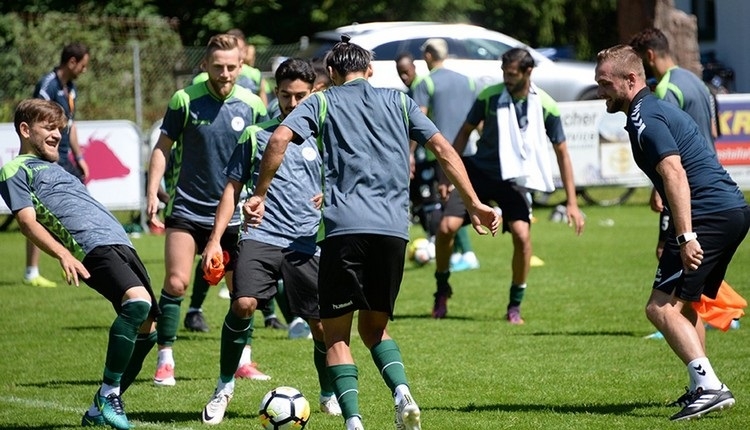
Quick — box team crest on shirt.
[231,116,245,132]
[301,146,318,161]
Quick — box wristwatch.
[676,232,698,245]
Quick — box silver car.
[306,21,599,101]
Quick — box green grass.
[1,199,750,429]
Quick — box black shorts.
[658,208,673,243]
[654,206,750,301]
[165,216,239,271]
[318,234,406,319]
[233,239,321,320]
[441,158,532,233]
[82,245,159,318]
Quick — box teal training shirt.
[160,82,268,226]
[281,78,440,241]
[0,155,131,260]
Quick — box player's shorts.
[654,205,750,301]
[441,158,532,233]
[82,245,159,318]
[165,216,239,271]
[658,207,673,243]
[318,234,406,319]
[233,239,320,320]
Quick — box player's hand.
[438,183,453,201]
[59,253,89,286]
[201,241,223,273]
[468,202,500,236]
[680,239,704,272]
[650,188,664,213]
[311,193,323,210]
[243,196,265,230]
[566,203,585,235]
[146,194,165,230]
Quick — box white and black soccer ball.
[258,386,310,430]
[408,237,434,266]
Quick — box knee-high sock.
[220,311,253,382]
[189,261,210,310]
[120,330,157,394]
[370,339,408,393]
[157,290,182,347]
[103,300,150,387]
[328,364,360,420]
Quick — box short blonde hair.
[205,34,240,60]
[14,99,66,135]
[596,44,646,81]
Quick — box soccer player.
[0,99,159,430]
[595,44,749,421]
[434,47,585,322]
[22,42,90,288]
[200,57,341,425]
[146,33,268,387]
[245,35,500,430]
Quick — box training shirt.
[464,83,566,182]
[33,69,77,159]
[625,88,744,216]
[282,78,440,241]
[225,117,322,255]
[0,155,131,259]
[654,66,715,154]
[413,67,476,143]
[160,81,268,226]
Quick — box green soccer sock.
[156,290,183,347]
[188,260,210,310]
[220,311,253,383]
[314,340,334,395]
[454,226,474,253]
[509,283,527,308]
[261,298,277,320]
[370,339,408,393]
[120,330,157,394]
[103,300,150,387]
[328,364,361,420]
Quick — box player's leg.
[451,226,479,272]
[23,239,57,287]
[432,189,466,319]
[499,183,533,324]
[184,259,210,332]
[154,225,197,386]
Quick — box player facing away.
[146,33,269,387]
[596,44,749,421]
[245,36,500,430]
[0,99,159,430]
[200,58,341,425]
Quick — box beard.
[606,97,626,113]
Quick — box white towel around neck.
[497,84,555,193]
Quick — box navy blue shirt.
[34,69,76,159]
[626,88,744,216]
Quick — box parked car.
[304,21,599,101]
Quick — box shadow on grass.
[18,376,204,389]
[430,400,665,416]
[130,409,254,424]
[527,330,644,337]
[0,424,79,429]
[394,313,475,321]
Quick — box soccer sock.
[220,311,253,383]
[239,345,252,366]
[274,281,294,323]
[261,299,277,321]
[370,339,408,394]
[25,266,39,279]
[328,364,361,420]
[345,416,364,430]
[156,289,183,347]
[120,330,157,394]
[394,384,412,406]
[102,300,150,388]
[687,357,723,390]
[435,271,452,295]
[509,283,527,308]
[157,348,174,366]
[188,260,210,310]
[314,340,334,396]
[455,226,473,253]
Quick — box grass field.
[1,195,749,429]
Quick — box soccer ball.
[258,386,310,430]
[407,237,434,266]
